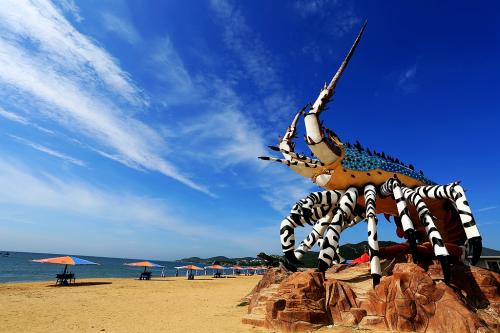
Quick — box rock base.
[242,257,500,332]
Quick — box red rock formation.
[243,257,500,332]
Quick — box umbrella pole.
[63,264,68,275]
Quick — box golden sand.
[0,275,272,333]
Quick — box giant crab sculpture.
[259,22,482,286]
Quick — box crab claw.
[468,236,483,265]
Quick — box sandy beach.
[0,275,271,333]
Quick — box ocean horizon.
[0,251,223,283]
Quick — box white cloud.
[398,64,418,94]
[149,37,197,105]
[0,107,29,125]
[0,156,290,256]
[9,134,86,167]
[209,0,296,123]
[100,12,140,45]
[55,0,82,22]
[0,1,212,196]
[0,106,54,134]
[0,0,145,106]
[0,157,206,236]
[293,0,360,37]
[476,206,497,213]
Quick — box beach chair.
[55,273,74,286]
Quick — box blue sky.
[0,0,498,260]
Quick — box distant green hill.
[177,256,260,266]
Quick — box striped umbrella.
[179,265,203,279]
[204,264,226,276]
[32,256,99,275]
[124,261,164,273]
[230,265,243,275]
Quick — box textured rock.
[243,255,500,332]
[268,270,329,332]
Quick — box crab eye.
[314,173,332,186]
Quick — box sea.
[0,251,200,283]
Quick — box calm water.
[0,251,201,283]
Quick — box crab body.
[259,22,482,286]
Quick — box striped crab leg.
[280,190,344,264]
[318,187,359,272]
[414,183,482,264]
[401,186,451,283]
[295,212,364,260]
[380,178,418,258]
[364,184,381,287]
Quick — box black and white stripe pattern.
[295,214,334,259]
[401,187,449,257]
[258,156,319,168]
[280,191,343,253]
[415,183,481,239]
[300,190,345,211]
[318,187,359,270]
[364,184,381,277]
[380,178,415,233]
[295,213,364,260]
[268,146,324,166]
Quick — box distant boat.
[2,252,10,256]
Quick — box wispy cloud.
[100,12,140,45]
[0,107,54,134]
[0,0,212,196]
[210,0,296,123]
[149,37,197,105]
[9,134,86,167]
[398,64,418,94]
[293,0,330,16]
[0,157,205,236]
[476,206,497,213]
[0,0,145,106]
[199,0,314,208]
[293,0,360,37]
[55,0,83,22]
[0,156,286,256]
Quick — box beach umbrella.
[32,256,99,275]
[124,261,164,273]
[230,265,243,275]
[179,265,203,279]
[204,264,225,276]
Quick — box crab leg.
[414,183,482,264]
[280,190,344,264]
[304,22,367,164]
[401,187,451,283]
[364,184,381,287]
[318,187,359,272]
[295,213,334,260]
[380,178,418,258]
[296,212,364,260]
